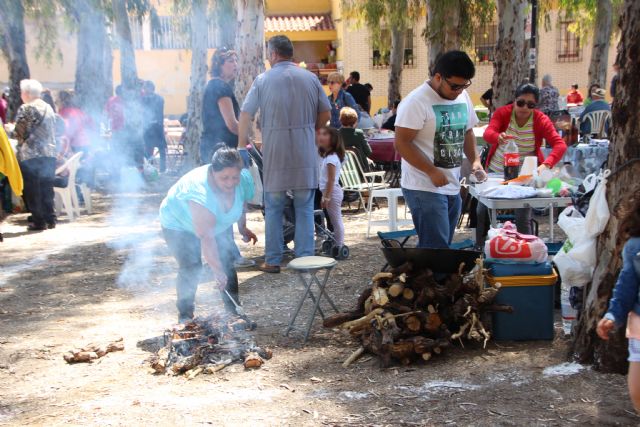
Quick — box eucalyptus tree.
[556,0,622,88]
[424,0,494,74]
[342,0,422,107]
[234,0,264,106]
[571,0,640,374]
[0,0,30,120]
[490,0,529,108]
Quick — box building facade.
[0,1,617,115]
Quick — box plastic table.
[366,188,414,237]
[468,185,572,241]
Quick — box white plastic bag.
[248,161,263,207]
[557,206,586,244]
[554,243,593,287]
[584,170,610,238]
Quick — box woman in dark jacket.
[201,48,247,165]
[327,72,359,128]
[476,84,567,246]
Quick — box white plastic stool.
[284,256,339,343]
[366,187,413,237]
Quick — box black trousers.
[20,156,56,226]
[144,124,167,172]
[162,227,239,318]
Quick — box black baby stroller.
[314,209,350,260]
[247,144,349,260]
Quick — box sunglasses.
[516,99,537,109]
[443,77,472,91]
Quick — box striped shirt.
[489,111,536,173]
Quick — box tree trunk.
[234,0,265,106]
[112,0,138,89]
[74,1,112,117]
[426,0,461,75]
[0,0,30,121]
[491,0,528,108]
[588,0,613,88]
[182,0,209,169]
[215,0,237,48]
[387,27,405,108]
[571,0,640,374]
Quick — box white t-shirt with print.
[319,153,342,191]
[395,82,478,196]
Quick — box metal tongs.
[224,290,246,316]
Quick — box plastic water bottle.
[503,139,520,181]
[560,287,577,336]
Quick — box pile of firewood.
[148,314,272,378]
[324,258,512,367]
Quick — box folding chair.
[284,256,340,343]
[340,150,388,212]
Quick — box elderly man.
[14,79,58,231]
[239,35,331,273]
[539,74,560,115]
[579,88,611,136]
[394,51,483,249]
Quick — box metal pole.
[529,0,538,83]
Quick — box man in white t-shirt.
[395,51,484,248]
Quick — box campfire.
[324,258,512,367]
[148,314,272,378]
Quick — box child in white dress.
[316,126,345,249]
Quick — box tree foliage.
[342,0,423,55]
[556,0,623,39]
[423,0,494,52]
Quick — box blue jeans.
[264,189,315,265]
[402,188,462,249]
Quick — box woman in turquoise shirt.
[159,145,257,322]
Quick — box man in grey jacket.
[239,35,331,273]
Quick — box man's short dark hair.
[364,83,373,91]
[350,71,360,82]
[432,50,475,80]
[268,35,294,59]
[515,83,540,102]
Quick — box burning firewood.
[147,314,272,375]
[243,352,264,369]
[327,257,510,367]
[63,338,124,364]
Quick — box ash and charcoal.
[148,314,272,377]
[325,258,513,368]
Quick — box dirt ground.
[1,176,639,427]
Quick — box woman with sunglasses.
[326,72,359,128]
[477,84,567,244]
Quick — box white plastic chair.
[54,152,83,221]
[79,183,93,214]
[583,110,611,138]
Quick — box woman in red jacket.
[476,84,567,246]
